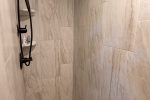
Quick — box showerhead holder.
[17,25,27,34]
[20,53,32,69]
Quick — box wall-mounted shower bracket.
[20,54,32,69]
[17,25,27,34]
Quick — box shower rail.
[17,0,33,69]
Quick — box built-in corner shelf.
[20,9,36,16]
[22,41,36,56]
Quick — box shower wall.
[23,0,74,100]
[74,0,150,100]
[0,0,25,100]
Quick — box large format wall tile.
[23,0,150,100]
[59,64,73,100]
[102,0,140,51]
[139,0,150,20]
[38,40,56,79]
[60,27,73,64]
[133,21,150,58]
[38,0,74,41]
[24,40,56,100]
[38,0,60,40]
[128,55,150,100]
[75,0,102,34]
[23,0,74,100]
[74,0,150,100]
[40,78,56,100]
[75,0,140,51]
[74,42,113,100]
[55,0,74,27]
[109,49,134,100]
[110,50,150,100]
[0,0,25,100]
[23,44,41,100]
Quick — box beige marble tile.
[24,0,74,100]
[37,0,74,41]
[74,0,102,32]
[74,45,113,100]
[109,50,150,100]
[38,0,60,40]
[128,55,150,100]
[133,21,150,58]
[23,45,41,100]
[54,41,73,100]
[75,0,140,51]
[5,53,25,100]
[38,40,56,79]
[24,41,57,100]
[55,64,73,100]
[109,49,134,100]
[0,0,16,61]
[139,0,150,20]
[40,78,56,100]
[0,64,14,100]
[74,1,145,100]
[0,43,14,100]
[59,64,73,100]
[60,27,73,64]
[74,41,150,100]
[102,0,140,51]
[55,0,74,27]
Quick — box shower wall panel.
[74,0,150,100]
[23,0,74,100]
[0,0,25,100]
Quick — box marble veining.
[74,0,150,100]
[1,0,150,100]
[23,0,74,100]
